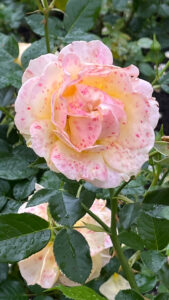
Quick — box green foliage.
[53,229,92,284]
[0,213,51,262]
[56,285,106,300]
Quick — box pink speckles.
[35,125,42,130]
[27,107,31,110]
[136,134,140,138]
[38,83,43,87]
[21,118,25,121]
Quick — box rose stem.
[43,0,51,53]
[109,188,140,294]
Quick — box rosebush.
[0,1,169,300]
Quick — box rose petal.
[18,202,48,221]
[51,140,107,182]
[15,63,63,135]
[99,273,130,300]
[18,243,59,288]
[22,54,58,83]
[103,145,149,178]
[58,40,113,66]
[51,91,67,130]
[30,120,57,159]
[69,115,102,150]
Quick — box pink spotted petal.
[15,63,63,136]
[51,91,67,130]
[69,115,102,150]
[18,243,59,288]
[58,40,113,66]
[124,64,139,78]
[22,54,58,83]
[103,145,149,178]
[30,120,57,160]
[18,202,48,221]
[15,77,38,135]
[98,104,120,139]
[61,53,82,76]
[51,141,107,182]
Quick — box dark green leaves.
[49,191,84,226]
[56,285,106,300]
[0,280,28,300]
[25,14,64,38]
[26,189,58,207]
[141,251,166,274]
[64,0,101,33]
[118,231,144,250]
[0,145,38,180]
[54,228,92,283]
[144,187,169,205]
[137,212,169,250]
[115,289,143,300]
[0,213,50,262]
[21,38,54,68]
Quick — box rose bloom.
[15,40,159,188]
[18,195,112,288]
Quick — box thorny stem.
[109,188,141,294]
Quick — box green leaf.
[115,289,143,300]
[21,38,54,68]
[118,231,144,250]
[158,263,169,289]
[25,14,64,37]
[0,263,8,283]
[53,228,92,283]
[141,250,166,274]
[0,49,22,89]
[55,285,106,300]
[0,145,38,180]
[13,177,36,200]
[119,203,142,230]
[135,273,157,293]
[155,294,169,300]
[161,84,169,94]
[64,30,100,43]
[137,212,169,250]
[0,33,19,58]
[154,141,169,156]
[139,63,155,77]
[113,0,129,12]
[0,86,15,107]
[0,195,7,211]
[144,187,169,205]
[64,0,101,33]
[27,189,58,207]
[0,213,50,262]
[0,280,28,300]
[39,170,61,190]
[49,191,83,226]
[1,199,20,214]
[137,38,153,49]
